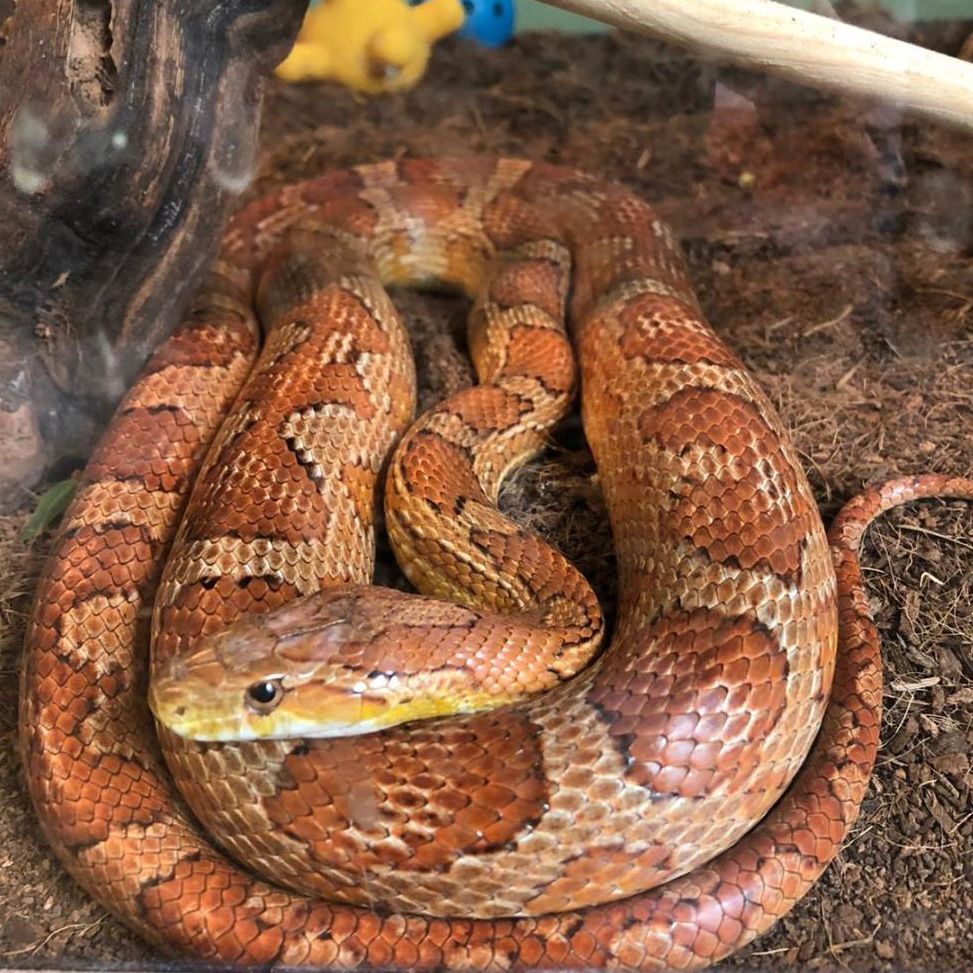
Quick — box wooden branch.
[0,0,308,501]
[543,0,973,135]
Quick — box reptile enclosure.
[1,1,972,970]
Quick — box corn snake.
[21,157,973,969]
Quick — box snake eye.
[245,679,284,713]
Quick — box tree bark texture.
[0,0,307,502]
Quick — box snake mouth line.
[148,677,399,742]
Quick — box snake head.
[148,587,390,741]
[147,585,502,742]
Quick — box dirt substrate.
[2,18,972,972]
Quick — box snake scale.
[20,158,973,969]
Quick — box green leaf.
[21,479,78,545]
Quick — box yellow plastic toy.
[276,0,465,94]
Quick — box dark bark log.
[0,0,307,503]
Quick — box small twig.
[960,32,973,62]
[766,314,795,333]
[836,361,862,390]
[2,919,104,957]
[889,675,941,693]
[897,523,973,554]
[802,303,854,338]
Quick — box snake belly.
[24,156,951,970]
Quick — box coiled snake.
[20,158,973,969]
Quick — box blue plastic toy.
[407,0,515,49]
[457,0,515,47]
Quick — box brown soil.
[2,18,972,971]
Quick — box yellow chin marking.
[340,688,515,737]
[152,682,517,743]
[345,692,490,736]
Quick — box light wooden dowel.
[542,0,973,134]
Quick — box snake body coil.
[21,158,973,969]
